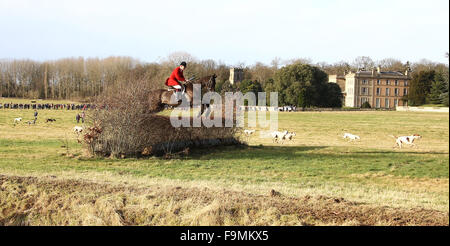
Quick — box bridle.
[203,75,216,92]
[185,75,215,92]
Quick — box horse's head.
[206,74,217,92]
[191,74,216,92]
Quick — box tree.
[248,62,275,87]
[263,78,276,105]
[270,57,281,69]
[215,80,225,94]
[297,88,310,110]
[239,79,263,105]
[239,79,263,95]
[411,59,436,74]
[352,56,374,70]
[376,58,407,72]
[427,71,448,104]
[440,91,449,107]
[323,83,343,108]
[220,80,235,93]
[272,62,338,108]
[361,101,371,108]
[408,70,435,106]
[428,81,445,104]
[319,61,351,75]
[162,51,196,67]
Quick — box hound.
[343,133,360,141]
[283,132,296,141]
[73,126,83,134]
[244,129,256,136]
[14,117,22,124]
[271,130,288,143]
[390,134,422,148]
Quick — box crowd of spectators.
[0,102,92,110]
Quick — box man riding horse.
[165,61,190,103]
[148,68,217,116]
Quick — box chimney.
[405,69,410,76]
[376,66,381,73]
[405,61,411,76]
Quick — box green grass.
[0,107,448,212]
[0,141,447,182]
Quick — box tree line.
[1,52,448,107]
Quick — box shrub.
[361,102,371,108]
[84,80,241,158]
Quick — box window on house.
[394,88,399,96]
[395,80,398,86]
[362,87,368,95]
[361,97,369,106]
[394,99,398,107]
[403,88,407,95]
[386,80,390,85]
[376,98,381,108]
[385,98,390,108]
[405,81,409,86]
[376,88,381,95]
[377,79,381,85]
[386,88,390,96]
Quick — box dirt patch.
[0,174,448,226]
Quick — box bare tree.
[376,58,407,72]
[352,56,374,70]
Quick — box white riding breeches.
[172,85,183,101]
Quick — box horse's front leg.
[196,104,204,118]
[203,104,212,118]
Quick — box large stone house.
[329,67,411,108]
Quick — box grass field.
[0,99,448,225]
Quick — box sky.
[0,0,448,66]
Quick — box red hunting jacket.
[166,66,186,86]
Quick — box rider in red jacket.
[166,62,188,102]
[167,62,186,86]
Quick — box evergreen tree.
[361,101,371,108]
[272,62,339,108]
[408,70,435,106]
[427,71,448,104]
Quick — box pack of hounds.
[12,114,422,149]
[244,129,422,149]
[13,117,57,125]
[13,115,83,138]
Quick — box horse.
[148,74,217,117]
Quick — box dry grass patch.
[0,174,448,226]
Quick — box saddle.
[165,78,185,93]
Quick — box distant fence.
[292,108,394,112]
[396,106,449,113]
[239,106,394,112]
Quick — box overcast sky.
[0,0,448,65]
